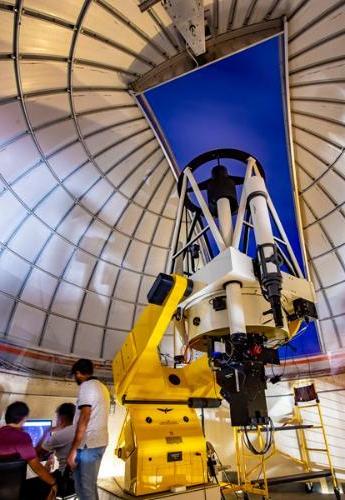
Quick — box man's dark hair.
[71,358,94,376]
[5,401,29,424]
[56,403,76,424]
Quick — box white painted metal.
[184,168,226,251]
[217,197,232,247]
[225,281,246,335]
[232,156,256,249]
[163,0,206,56]
[245,176,276,273]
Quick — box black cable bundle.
[243,417,274,455]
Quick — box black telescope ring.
[177,148,265,213]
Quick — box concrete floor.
[226,494,340,499]
[225,488,342,499]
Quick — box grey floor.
[226,494,340,499]
[225,487,343,499]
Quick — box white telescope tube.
[217,197,232,248]
[245,176,275,272]
[216,196,246,337]
[225,281,246,337]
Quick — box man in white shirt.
[67,359,110,500]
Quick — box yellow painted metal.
[112,274,220,496]
[227,426,269,499]
[116,405,208,495]
[294,399,339,491]
[225,386,340,499]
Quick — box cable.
[242,417,274,456]
[208,443,239,499]
[185,42,199,66]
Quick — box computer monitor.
[23,420,52,447]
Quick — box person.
[37,403,76,497]
[0,401,57,500]
[67,359,110,500]
[38,402,76,472]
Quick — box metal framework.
[0,0,343,361]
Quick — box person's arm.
[36,430,53,459]
[67,406,91,470]
[27,457,56,486]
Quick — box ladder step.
[254,470,332,486]
[305,448,327,452]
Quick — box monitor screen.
[23,420,52,447]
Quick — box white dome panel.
[20,16,73,56]
[79,292,109,325]
[83,2,165,66]
[8,303,45,345]
[0,192,27,242]
[75,33,150,75]
[64,250,98,289]
[289,2,344,53]
[51,281,84,318]
[89,261,119,297]
[73,90,134,114]
[12,165,57,208]
[0,61,16,99]
[35,120,78,155]
[0,102,27,144]
[35,187,74,228]
[134,211,159,243]
[114,269,141,303]
[102,329,127,361]
[36,234,74,276]
[0,295,15,333]
[24,0,84,24]
[0,136,40,183]
[0,10,13,53]
[108,300,135,331]
[25,94,71,128]
[9,216,50,261]
[73,324,103,359]
[21,61,68,95]
[0,250,31,296]
[41,315,76,353]
[0,0,343,365]
[21,268,57,310]
[49,145,89,181]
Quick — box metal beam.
[0,288,131,333]
[289,28,345,61]
[290,78,345,89]
[131,18,283,93]
[289,54,345,76]
[292,109,345,128]
[288,0,345,43]
[292,123,343,150]
[0,241,150,302]
[301,196,345,273]
[297,146,345,193]
[77,154,168,357]
[139,0,161,12]
[95,0,169,59]
[307,252,342,348]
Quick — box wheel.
[304,482,314,493]
[334,487,341,499]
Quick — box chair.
[0,457,27,500]
[55,466,77,500]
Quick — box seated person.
[37,403,76,496]
[0,401,57,500]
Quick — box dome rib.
[0,0,344,363]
